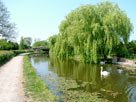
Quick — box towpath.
[0,55,24,102]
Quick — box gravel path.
[0,55,24,102]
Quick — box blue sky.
[3,0,136,43]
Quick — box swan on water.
[101,66,110,76]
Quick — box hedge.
[0,51,15,65]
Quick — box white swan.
[101,66,110,76]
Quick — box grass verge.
[23,56,56,102]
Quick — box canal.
[30,54,136,102]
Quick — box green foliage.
[0,0,16,40]
[23,56,56,102]
[48,35,58,52]
[0,49,33,65]
[0,39,19,50]
[127,41,136,54]
[50,1,133,63]
[115,41,136,59]
[115,43,129,57]
[19,37,32,50]
[13,50,27,55]
[0,51,14,65]
[19,37,25,50]
[24,37,32,48]
[32,40,49,48]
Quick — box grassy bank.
[23,56,56,102]
[0,51,15,66]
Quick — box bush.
[0,50,34,65]
[13,50,34,56]
[13,50,27,56]
[0,39,19,50]
[0,51,15,65]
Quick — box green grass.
[23,56,56,102]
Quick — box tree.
[0,0,17,40]
[48,34,58,51]
[127,41,136,54]
[19,37,25,50]
[24,37,32,48]
[51,1,133,63]
[32,40,49,48]
[19,37,32,50]
[0,39,18,50]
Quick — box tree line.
[0,39,18,50]
[0,0,135,63]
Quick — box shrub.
[0,51,15,65]
[13,50,27,56]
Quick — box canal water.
[30,54,136,102]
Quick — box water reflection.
[30,55,136,102]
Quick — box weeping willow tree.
[50,1,133,63]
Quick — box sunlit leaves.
[50,1,133,63]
